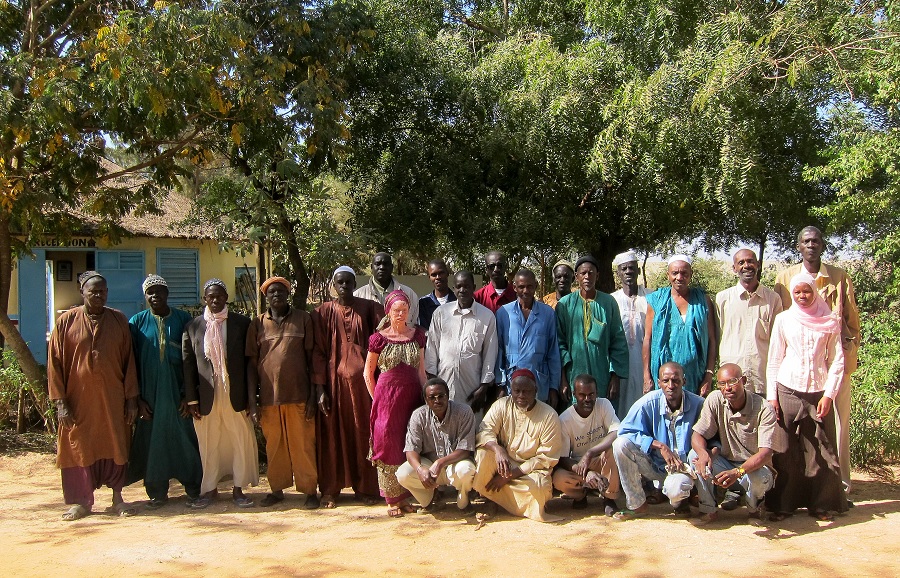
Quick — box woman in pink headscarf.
[364,290,428,517]
[766,272,847,521]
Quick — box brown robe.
[311,299,383,496]
[48,307,139,469]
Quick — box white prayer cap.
[332,265,355,280]
[613,251,638,267]
[667,254,693,266]
[142,274,167,293]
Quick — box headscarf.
[786,272,841,333]
[613,251,638,267]
[142,274,167,293]
[667,254,693,266]
[377,289,410,329]
[260,276,290,295]
[79,270,105,288]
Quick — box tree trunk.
[587,241,623,293]
[0,213,46,399]
[16,386,26,433]
[278,213,310,308]
[255,240,267,315]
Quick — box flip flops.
[61,504,89,521]
[613,508,648,521]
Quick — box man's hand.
[137,398,153,421]
[608,374,620,400]
[305,399,317,421]
[247,403,259,425]
[56,400,74,429]
[658,443,682,470]
[416,465,438,489]
[548,388,559,410]
[125,397,138,426]
[769,398,781,422]
[714,468,742,488]
[559,374,570,408]
[467,384,489,413]
[178,399,191,418]
[692,450,712,480]
[188,404,202,420]
[573,455,591,479]
[485,473,511,492]
[316,385,331,418]
[492,445,511,478]
[699,374,713,397]
[643,375,654,395]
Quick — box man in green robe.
[556,255,630,405]
[127,275,204,508]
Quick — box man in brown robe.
[311,266,383,508]
[49,271,139,521]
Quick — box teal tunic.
[126,308,202,498]
[555,291,630,400]
[646,287,710,394]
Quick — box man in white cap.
[643,255,717,396]
[610,251,649,418]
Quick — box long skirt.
[768,383,847,515]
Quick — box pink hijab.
[785,272,841,333]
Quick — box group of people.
[48,225,859,526]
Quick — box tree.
[0,2,256,385]
[342,0,833,290]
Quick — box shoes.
[673,501,692,517]
[145,497,168,510]
[233,496,255,508]
[260,493,284,507]
[188,496,211,509]
[720,491,741,511]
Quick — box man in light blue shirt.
[496,269,561,408]
[612,362,703,520]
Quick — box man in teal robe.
[127,275,203,508]
[644,255,715,396]
[556,255,630,405]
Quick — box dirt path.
[1,452,898,577]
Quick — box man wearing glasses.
[689,363,786,525]
[396,378,477,513]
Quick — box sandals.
[233,496,255,508]
[613,508,649,521]
[387,503,417,517]
[320,494,337,509]
[145,497,168,510]
[61,504,89,521]
[603,498,618,517]
[110,501,137,517]
[260,493,285,507]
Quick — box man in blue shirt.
[612,361,702,520]
[496,269,561,408]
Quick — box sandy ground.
[1,452,898,577]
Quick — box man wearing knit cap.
[555,254,630,405]
[49,271,139,520]
[610,251,649,417]
[474,369,563,522]
[541,260,575,310]
[247,276,319,508]
[127,274,203,509]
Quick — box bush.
[0,348,53,432]
[848,258,900,471]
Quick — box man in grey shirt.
[426,271,498,421]
[396,378,477,513]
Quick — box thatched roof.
[75,158,217,239]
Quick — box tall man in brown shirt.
[247,276,319,508]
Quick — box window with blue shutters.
[157,248,200,306]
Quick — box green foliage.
[646,257,736,295]
[0,348,50,430]
[848,257,900,469]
